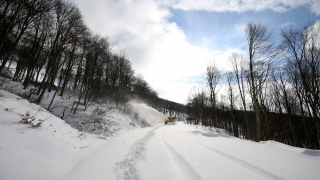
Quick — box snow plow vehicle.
[164,116,175,125]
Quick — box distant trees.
[188,86,208,126]
[188,22,320,149]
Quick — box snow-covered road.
[138,123,284,180]
[66,122,320,180]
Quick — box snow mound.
[128,101,166,125]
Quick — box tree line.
[0,0,159,111]
[187,23,320,149]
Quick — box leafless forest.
[187,23,320,149]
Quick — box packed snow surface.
[0,90,320,180]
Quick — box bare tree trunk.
[204,63,221,131]
[245,23,276,142]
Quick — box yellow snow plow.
[165,116,175,125]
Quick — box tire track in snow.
[161,129,203,180]
[113,126,159,180]
[176,130,285,180]
[163,141,203,180]
[196,142,285,180]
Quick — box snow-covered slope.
[0,90,106,179]
[0,77,161,135]
[0,90,160,179]
[1,90,320,180]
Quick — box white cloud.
[280,21,294,28]
[306,20,320,48]
[159,0,317,14]
[68,0,226,103]
[310,0,320,15]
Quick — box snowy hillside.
[0,77,165,133]
[0,90,320,179]
[0,90,107,179]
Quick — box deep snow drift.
[0,90,320,180]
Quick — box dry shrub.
[19,111,41,128]
[89,107,116,132]
[19,111,35,124]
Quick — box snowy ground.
[0,90,320,180]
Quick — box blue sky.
[170,6,319,51]
[68,0,320,104]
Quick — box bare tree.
[188,85,209,127]
[227,72,239,137]
[245,23,277,142]
[19,12,52,88]
[59,20,88,96]
[0,0,53,73]
[281,23,320,148]
[203,62,221,130]
[271,67,299,145]
[230,53,251,138]
[36,0,83,103]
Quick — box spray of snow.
[128,100,167,125]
